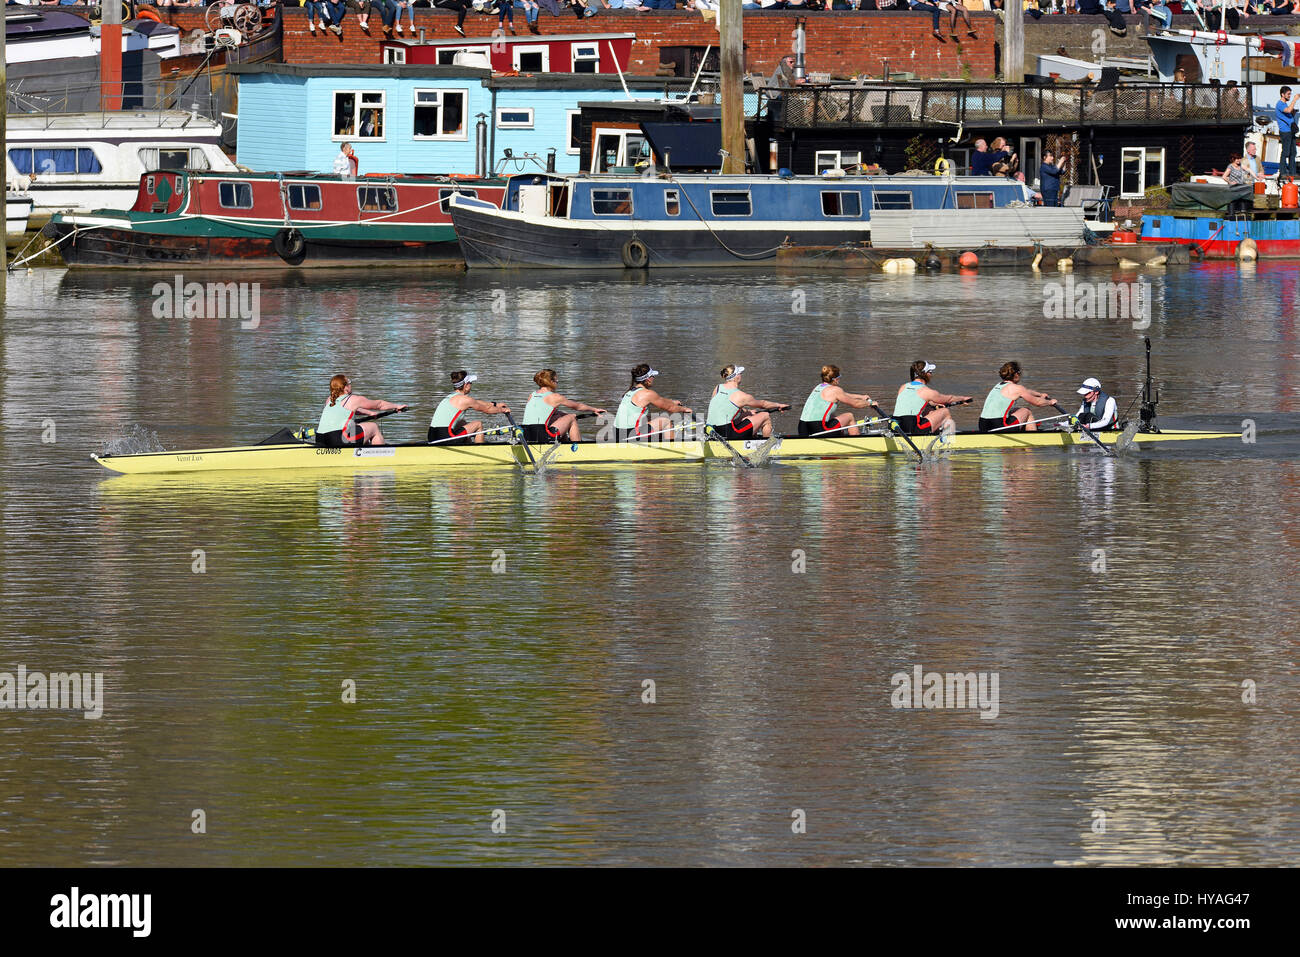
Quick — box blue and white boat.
[448,172,1035,269]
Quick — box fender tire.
[621,238,649,269]
[273,227,307,265]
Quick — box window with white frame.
[357,185,398,213]
[711,191,752,216]
[438,188,478,213]
[413,89,468,140]
[591,189,633,216]
[334,91,385,139]
[218,182,253,209]
[948,147,972,176]
[814,150,861,174]
[873,191,913,210]
[1121,146,1165,198]
[566,110,581,155]
[821,191,862,217]
[383,46,406,65]
[437,46,491,66]
[512,46,549,73]
[956,191,995,210]
[665,189,680,216]
[572,43,600,74]
[497,108,534,129]
[288,184,323,211]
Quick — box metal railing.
[762,83,1254,130]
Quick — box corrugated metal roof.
[869,208,1087,249]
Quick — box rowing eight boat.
[91,428,1238,475]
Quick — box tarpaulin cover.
[1170,182,1253,210]
[640,122,722,171]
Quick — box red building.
[380,32,634,75]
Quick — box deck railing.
[762,83,1254,130]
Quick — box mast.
[719,0,745,174]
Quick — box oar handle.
[355,406,408,423]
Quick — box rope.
[665,173,786,261]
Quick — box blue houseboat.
[448,172,1035,269]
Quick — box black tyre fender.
[273,227,307,265]
[621,238,649,269]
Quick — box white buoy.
[1237,237,1258,262]
[1118,258,1141,269]
[1057,258,1073,271]
[1146,255,1167,267]
[881,258,917,274]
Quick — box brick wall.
[275,9,996,80]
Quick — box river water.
[1,264,1296,866]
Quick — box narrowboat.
[448,171,1036,269]
[44,169,505,269]
[1140,209,1300,260]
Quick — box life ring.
[934,157,953,177]
[273,228,307,265]
[621,238,649,269]
[136,7,162,22]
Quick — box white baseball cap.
[635,368,660,382]
[453,373,478,388]
[1076,377,1102,395]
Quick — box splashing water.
[98,425,168,456]
[532,443,566,474]
[1114,420,1142,454]
[746,434,782,467]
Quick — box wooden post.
[719,0,745,174]
[102,0,123,111]
[1005,0,1024,84]
[2,13,7,295]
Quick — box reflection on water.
[1,267,1297,865]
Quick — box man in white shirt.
[1244,141,1263,179]
[333,142,358,179]
[1074,377,1119,431]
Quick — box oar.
[870,403,925,462]
[503,411,537,470]
[1051,401,1114,457]
[624,420,705,442]
[988,413,1069,432]
[426,424,515,446]
[704,424,754,468]
[807,415,890,437]
[355,406,408,424]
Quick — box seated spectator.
[1077,0,1128,36]
[346,0,374,30]
[770,55,804,87]
[1224,153,1256,186]
[1132,0,1173,26]
[909,0,947,40]
[938,0,978,38]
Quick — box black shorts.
[429,425,470,445]
[316,428,361,448]
[710,413,754,441]
[797,419,829,437]
[978,416,1022,433]
[522,423,560,444]
[892,414,934,436]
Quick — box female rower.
[613,364,692,442]
[521,369,607,444]
[706,364,789,439]
[977,361,1055,432]
[317,373,407,447]
[428,371,510,445]
[892,360,971,435]
[798,364,875,437]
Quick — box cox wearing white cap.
[428,371,511,445]
[613,363,692,442]
[1074,377,1119,432]
[892,360,971,435]
[705,364,789,440]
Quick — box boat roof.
[5,110,224,132]
[510,172,1028,185]
[149,169,505,185]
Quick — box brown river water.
[0,264,1296,865]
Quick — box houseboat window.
[334,91,386,139]
[572,44,600,74]
[437,46,491,66]
[288,184,323,211]
[358,186,398,213]
[873,191,913,210]
[948,148,972,176]
[512,46,549,73]
[218,182,253,209]
[956,191,995,210]
[8,147,102,175]
[665,190,680,216]
[438,188,478,213]
[137,147,208,172]
[157,149,190,171]
[591,189,634,216]
[815,150,861,174]
[711,191,752,217]
[821,191,862,217]
[497,109,534,130]
[1121,147,1165,198]
[566,110,582,156]
[383,47,406,65]
[414,89,468,140]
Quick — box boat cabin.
[380,33,634,75]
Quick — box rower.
[317,374,407,447]
[428,371,510,445]
[1074,376,1119,431]
[613,364,692,442]
[706,364,789,439]
[521,369,606,444]
[977,361,1056,432]
[891,360,971,435]
[798,364,875,437]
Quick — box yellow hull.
[91,429,1238,476]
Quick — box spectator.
[1132,0,1172,26]
[306,0,326,32]
[989,137,1018,176]
[938,0,977,37]
[347,0,375,30]
[1244,140,1263,179]
[494,0,516,32]
[969,139,992,175]
[770,55,804,88]
[334,142,359,179]
[389,0,416,34]
[909,0,948,40]
[1276,86,1297,178]
[320,0,348,34]
[1076,0,1127,37]
[1224,152,1255,187]
[1039,151,1066,205]
[433,0,473,36]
